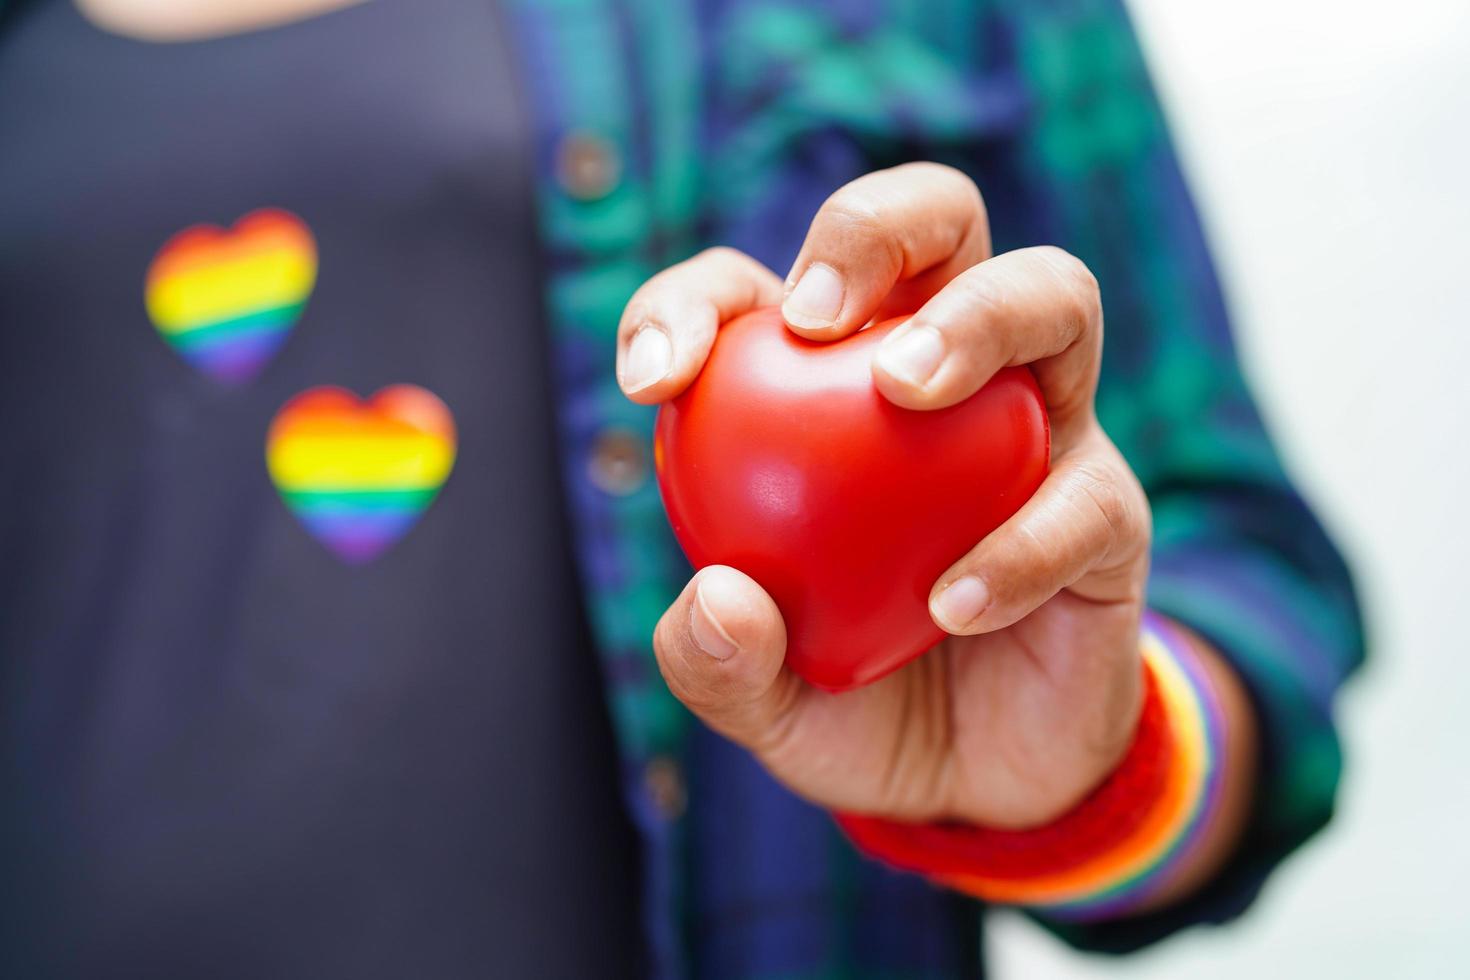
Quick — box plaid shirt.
[503,0,1365,976]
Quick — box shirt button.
[588,427,648,496]
[556,131,621,201]
[643,756,687,821]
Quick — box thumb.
[653,566,801,749]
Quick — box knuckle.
[898,160,981,200]
[694,244,747,269]
[697,246,777,312]
[1001,522,1058,596]
[900,163,989,260]
[970,533,1054,626]
[818,187,907,265]
[929,268,1008,361]
[950,264,1008,322]
[1036,246,1102,330]
[821,192,889,239]
[1066,459,1132,551]
[623,259,705,333]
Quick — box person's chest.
[0,5,650,976]
[0,0,550,571]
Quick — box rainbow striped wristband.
[1033,612,1227,918]
[835,611,1229,921]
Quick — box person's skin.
[76,0,366,42]
[616,162,1258,913]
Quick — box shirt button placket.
[555,130,622,201]
[587,426,649,497]
[643,755,687,822]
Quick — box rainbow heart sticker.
[146,208,317,384]
[266,385,457,563]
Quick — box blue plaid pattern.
[502,1,1365,976]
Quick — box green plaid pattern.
[505,1,1364,976]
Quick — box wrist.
[835,611,1236,919]
[947,609,1147,832]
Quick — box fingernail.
[783,263,844,329]
[690,579,739,660]
[877,325,946,388]
[932,576,991,631]
[621,325,672,393]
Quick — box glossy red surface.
[655,307,1050,692]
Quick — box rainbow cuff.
[1016,613,1226,918]
[835,612,1228,921]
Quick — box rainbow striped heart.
[146,208,316,384]
[266,385,457,563]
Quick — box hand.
[617,165,1247,857]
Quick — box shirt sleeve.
[701,0,1365,951]
[974,0,1367,951]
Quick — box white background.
[991,1,1470,977]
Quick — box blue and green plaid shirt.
[505,1,1364,976]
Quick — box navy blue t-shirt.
[0,1,641,976]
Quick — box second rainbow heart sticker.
[267,385,457,563]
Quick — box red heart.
[655,307,1050,692]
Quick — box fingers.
[616,247,784,404]
[888,246,1130,639]
[652,566,804,749]
[872,246,1103,444]
[782,162,991,340]
[929,432,1151,635]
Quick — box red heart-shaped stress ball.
[654,307,1050,692]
